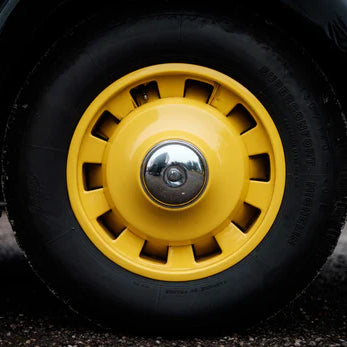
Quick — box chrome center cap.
[141,140,208,207]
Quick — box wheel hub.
[141,140,208,207]
[67,63,286,281]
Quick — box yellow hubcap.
[67,63,286,281]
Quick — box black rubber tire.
[3,8,347,332]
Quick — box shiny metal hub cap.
[141,140,208,207]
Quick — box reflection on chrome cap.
[141,140,208,207]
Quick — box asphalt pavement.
[0,215,346,346]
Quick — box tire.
[3,8,347,332]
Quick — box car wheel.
[3,9,347,331]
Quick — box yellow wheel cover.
[67,63,286,281]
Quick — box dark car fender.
[282,0,347,52]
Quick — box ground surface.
[0,215,346,346]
